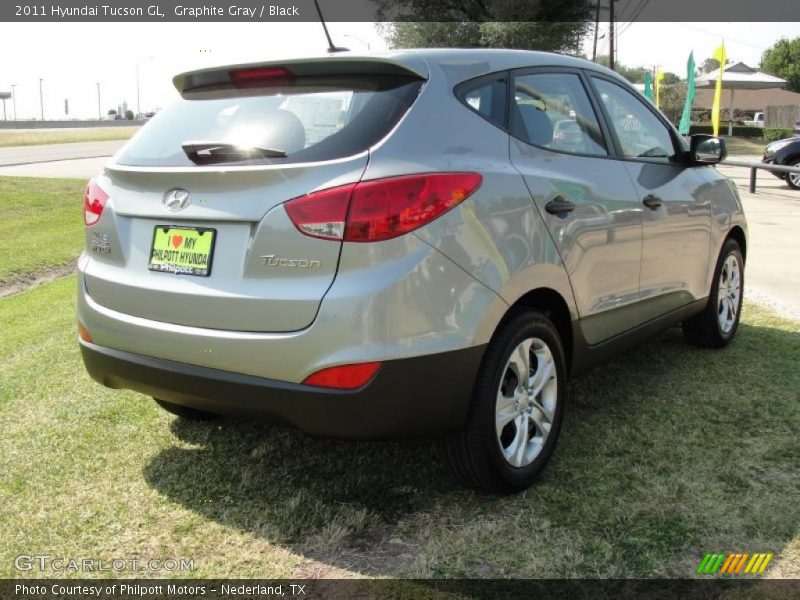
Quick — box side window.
[592,77,676,160]
[455,76,507,129]
[510,72,607,157]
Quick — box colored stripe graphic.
[700,553,775,575]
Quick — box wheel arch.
[726,225,747,263]
[497,287,574,375]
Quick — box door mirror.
[690,135,727,165]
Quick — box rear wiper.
[181,141,287,165]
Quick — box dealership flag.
[655,68,665,108]
[644,72,653,102]
[711,43,727,136]
[679,51,696,135]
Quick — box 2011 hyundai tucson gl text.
[78,49,746,493]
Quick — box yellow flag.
[655,68,665,108]
[711,43,727,136]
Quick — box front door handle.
[545,196,576,216]
[643,194,662,209]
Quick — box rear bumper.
[80,340,485,439]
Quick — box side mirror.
[689,134,727,165]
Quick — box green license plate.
[148,226,217,277]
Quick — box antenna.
[313,0,349,53]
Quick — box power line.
[674,22,766,50]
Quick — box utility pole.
[39,78,44,121]
[609,0,616,71]
[96,82,101,120]
[10,84,16,120]
[592,2,601,61]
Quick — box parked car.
[762,133,800,190]
[78,49,747,493]
[743,111,765,128]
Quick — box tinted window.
[456,76,507,128]
[510,72,607,156]
[117,75,423,167]
[592,78,676,160]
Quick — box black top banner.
[2,0,800,22]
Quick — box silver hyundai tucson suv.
[78,49,747,493]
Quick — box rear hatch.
[83,58,425,332]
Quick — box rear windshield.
[116,75,424,167]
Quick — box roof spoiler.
[173,55,428,97]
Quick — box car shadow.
[143,320,800,578]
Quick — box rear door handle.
[643,194,662,209]
[545,196,576,216]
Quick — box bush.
[689,124,765,138]
[764,128,795,143]
[124,109,135,121]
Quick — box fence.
[765,105,800,128]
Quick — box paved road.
[0,140,125,180]
[0,140,125,167]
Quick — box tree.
[595,56,650,84]
[374,0,593,55]
[761,37,800,93]
[107,109,116,116]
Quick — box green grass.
[1,276,798,579]
[0,177,85,285]
[723,136,765,157]
[0,127,138,147]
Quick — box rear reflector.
[284,173,482,243]
[303,362,382,390]
[78,323,93,343]
[83,179,109,227]
[230,67,295,88]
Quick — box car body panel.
[77,48,747,437]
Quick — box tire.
[441,311,566,494]
[154,398,218,421]
[786,158,800,190]
[682,238,744,348]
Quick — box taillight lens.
[83,179,109,227]
[283,183,355,241]
[303,362,382,390]
[230,67,295,88]
[284,173,482,243]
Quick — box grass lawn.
[0,127,138,148]
[1,275,798,579]
[723,136,765,157]
[0,177,85,286]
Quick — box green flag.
[679,51,696,135]
[643,72,653,102]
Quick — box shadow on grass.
[143,321,800,577]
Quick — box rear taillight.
[284,173,482,243]
[230,67,295,88]
[303,362,382,390]
[83,179,108,227]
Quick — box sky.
[0,21,797,120]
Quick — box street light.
[96,82,101,121]
[10,84,17,121]
[39,78,44,121]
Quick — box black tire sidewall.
[478,312,566,490]
[709,240,745,343]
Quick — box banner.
[679,51,696,135]
[644,72,653,102]
[655,68,665,108]
[711,43,727,136]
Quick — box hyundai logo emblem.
[162,189,191,212]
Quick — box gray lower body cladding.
[80,341,486,439]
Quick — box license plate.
[148,226,216,277]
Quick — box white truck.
[744,111,765,128]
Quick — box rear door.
[509,69,644,344]
[83,66,424,332]
[589,75,711,315]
